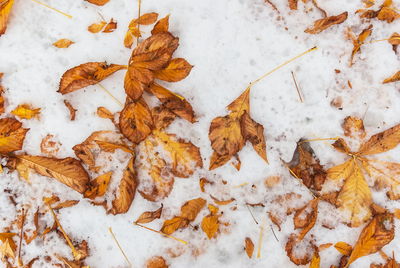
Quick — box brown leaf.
[52,200,80,210]
[84,172,113,199]
[244,237,254,258]
[146,256,168,268]
[96,106,113,120]
[0,118,29,154]
[350,25,373,66]
[40,134,61,157]
[151,105,176,130]
[135,205,163,224]
[209,152,231,170]
[305,12,348,34]
[95,140,133,154]
[240,111,267,162]
[346,213,394,267]
[154,58,193,82]
[209,115,244,157]
[342,116,366,139]
[151,15,170,35]
[199,177,212,192]
[88,21,107,33]
[0,73,5,114]
[16,155,90,193]
[53,39,74,48]
[86,0,109,6]
[287,139,327,191]
[59,62,125,94]
[11,104,40,119]
[64,100,77,120]
[357,123,400,155]
[285,234,316,265]
[119,98,153,144]
[102,19,117,33]
[0,0,14,35]
[110,157,138,214]
[201,214,219,239]
[124,30,135,49]
[332,138,352,154]
[73,143,98,172]
[131,12,158,26]
[288,0,298,10]
[377,7,399,23]
[334,241,353,256]
[148,83,195,123]
[294,198,319,240]
[383,71,400,84]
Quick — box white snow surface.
[0,0,400,267]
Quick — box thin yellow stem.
[98,84,124,107]
[249,46,318,87]
[108,227,132,268]
[137,0,141,43]
[299,137,339,143]
[133,222,188,245]
[232,182,249,188]
[256,217,266,258]
[30,0,72,19]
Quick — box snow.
[0,0,400,267]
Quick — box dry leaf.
[88,21,107,33]
[199,177,212,192]
[53,39,74,48]
[309,252,320,268]
[294,198,319,240]
[342,116,366,139]
[334,241,353,256]
[40,134,61,157]
[95,140,133,154]
[0,73,5,114]
[154,58,193,82]
[84,172,113,199]
[151,15,170,35]
[0,0,14,35]
[151,105,176,130]
[388,32,400,52]
[240,111,268,163]
[103,19,117,33]
[383,71,400,84]
[0,118,28,154]
[244,237,254,258]
[288,0,298,10]
[59,62,125,94]
[11,104,40,119]
[350,25,373,66]
[146,256,168,268]
[131,12,158,26]
[305,12,348,34]
[52,200,80,210]
[16,155,90,193]
[346,213,394,267]
[148,83,195,123]
[201,214,219,239]
[210,195,235,206]
[73,143,97,172]
[135,205,163,224]
[86,0,109,6]
[0,233,16,260]
[287,139,326,191]
[64,100,77,120]
[119,98,153,144]
[377,7,399,23]
[109,157,138,214]
[96,106,113,120]
[285,234,316,265]
[357,123,400,155]
[161,198,206,235]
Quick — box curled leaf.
[135,205,163,224]
[305,12,348,34]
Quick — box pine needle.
[291,71,304,102]
[245,204,259,225]
[30,0,72,19]
[108,227,132,268]
[133,222,188,245]
[98,84,124,107]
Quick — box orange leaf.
[154,58,193,82]
[88,21,107,33]
[53,39,74,48]
[334,241,353,256]
[201,214,219,239]
[86,0,109,5]
[305,12,348,34]
[135,205,163,224]
[84,172,113,199]
[11,104,41,119]
[151,15,170,35]
[103,18,117,33]
[0,0,14,35]
[383,71,400,84]
[244,237,254,258]
[146,256,168,268]
[240,111,268,163]
[64,100,77,121]
[130,12,158,26]
[0,118,29,154]
[357,123,400,155]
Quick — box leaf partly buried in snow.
[0,118,29,154]
[53,39,74,48]
[342,116,366,139]
[11,104,41,119]
[201,214,219,239]
[109,157,138,215]
[0,0,14,35]
[349,25,373,66]
[293,198,319,240]
[357,123,400,155]
[146,256,168,268]
[154,58,193,82]
[84,171,113,199]
[59,62,125,94]
[240,111,267,163]
[383,71,400,84]
[16,155,90,193]
[95,140,133,154]
[334,241,352,256]
[119,98,153,144]
[135,205,163,224]
[305,12,348,34]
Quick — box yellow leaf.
[305,12,348,34]
[334,241,353,256]
[95,140,133,154]
[16,155,90,193]
[84,171,113,199]
[350,25,373,66]
[88,21,106,33]
[11,104,41,119]
[377,7,400,23]
[357,123,400,155]
[151,14,170,35]
[327,159,355,180]
[0,238,15,260]
[244,237,254,258]
[227,87,250,114]
[154,58,193,82]
[383,71,400,84]
[124,30,134,49]
[53,39,74,48]
[135,205,163,224]
[0,118,29,154]
[309,252,320,268]
[0,0,14,35]
[209,115,244,157]
[201,214,219,239]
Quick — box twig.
[133,222,188,245]
[30,0,72,19]
[108,227,132,268]
[98,84,124,107]
[291,71,304,103]
[245,204,259,225]
[270,225,279,242]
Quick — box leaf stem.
[133,222,188,245]
[30,0,72,19]
[256,216,266,258]
[367,37,400,44]
[137,0,141,43]
[108,227,132,268]
[291,71,304,102]
[300,137,339,143]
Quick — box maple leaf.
[84,172,113,199]
[11,104,41,119]
[146,256,168,268]
[151,15,170,35]
[135,205,163,224]
[86,0,109,6]
[349,25,373,66]
[58,62,126,94]
[109,157,138,214]
[0,0,14,35]
[53,39,74,48]
[383,71,400,84]
[286,139,327,192]
[304,12,348,34]
[0,118,29,154]
[15,155,90,193]
[244,237,254,258]
[161,198,206,235]
[209,88,267,169]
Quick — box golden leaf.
[327,159,355,180]
[383,71,400,84]
[58,62,125,94]
[119,98,153,144]
[151,15,170,35]
[244,237,254,258]
[0,0,14,35]
[64,100,77,121]
[86,0,109,6]
[124,30,134,49]
[130,12,158,26]
[84,172,113,199]
[0,237,15,260]
[209,152,231,170]
[294,198,319,240]
[350,25,373,66]
[88,21,106,33]
[151,105,176,130]
[332,138,352,154]
[52,200,80,210]
[11,104,41,119]
[240,111,268,163]
[160,217,188,235]
[16,155,90,193]
[109,157,138,215]
[201,214,219,239]
[342,116,366,139]
[377,7,399,23]
[102,19,117,33]
[53,39,74,48]
[0,118,29,154]
[154,58,193,82]
[96,106,113,120]
[209,115,244,157]
[73,143,98,172]
[148,83,195,123]
[135,205,163,224]
[154,130,203,177]
[334,241,353,256]
[227,87,250,113]
[146,256,168,268]
[309,252,320,268]
[346,213,394,267]
[357,123,400,155]
[95,140,133,154]
[305,12,348,34]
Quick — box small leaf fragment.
[244,237,254,258]
[53,39,74,48]
[305,12,348,34]
[11,104,40,119]
[135,205,163,224]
